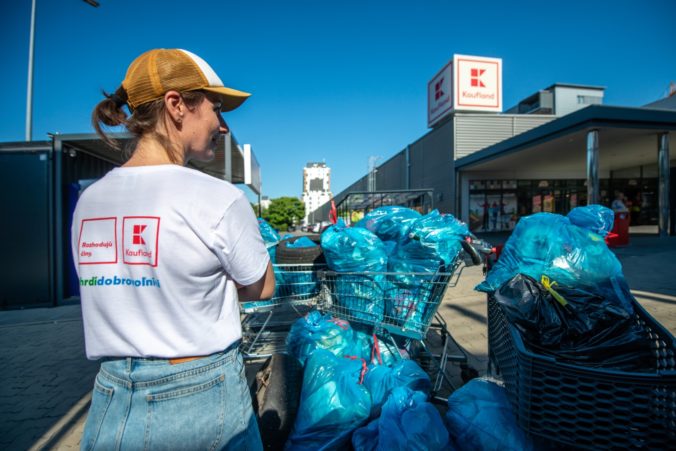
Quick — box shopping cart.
[317,260,474,399]
[241,263,327,359]
[487,294,676,449]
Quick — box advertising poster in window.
[486,194,502,231]
[532,195,542,213]
[543,194,554,212]
[469,194,487,232]
[501,193,517,231]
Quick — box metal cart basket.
[317,262,473,397]
[241,263,326,359]
[487,294,676,449]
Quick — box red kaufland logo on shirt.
[123,217,160,267]
[132,225,147,245]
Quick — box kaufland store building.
[318,54,675,236]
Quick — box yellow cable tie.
[541,275,568,307]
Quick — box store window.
[468,180,517,232]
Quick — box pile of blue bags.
[476,205,624,299]
[284,311,450,450]
[477,205,654,370]
[284,312,533,450]
[320,208,470,330]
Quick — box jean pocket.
[82,377,114,451]
[145,374,226,450]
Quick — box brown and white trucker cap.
[122,48,250,112]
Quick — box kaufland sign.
[428,54,502,127]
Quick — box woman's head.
[92,49,249,164]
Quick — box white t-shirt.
[71,165,269,360]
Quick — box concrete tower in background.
[302,162,332,226]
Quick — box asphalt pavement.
[1,235,674,450]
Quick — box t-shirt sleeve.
[212,192,270,286]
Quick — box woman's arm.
[237,260,275,302]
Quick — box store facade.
[316,54,675,236]
[456,106,676,235]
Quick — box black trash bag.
[493,274,655,371]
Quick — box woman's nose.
[219,115,229,134]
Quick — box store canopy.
[455,105,676,176]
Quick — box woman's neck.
[123,136,184,167]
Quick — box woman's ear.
[164,90,184,124]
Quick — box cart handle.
[461,238,483,266]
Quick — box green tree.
[262,197,305,230]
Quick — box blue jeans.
[81,344,262,450]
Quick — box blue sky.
[2,0,675,200]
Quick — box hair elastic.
[110,92,127,109]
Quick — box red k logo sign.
[435,78,445,100]
[132,224,147,245]
[471,68,486,87]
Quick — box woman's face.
[180,94,228,163]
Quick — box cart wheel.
[254,353,303,450]
[460,364,479,383]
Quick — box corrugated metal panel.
[513,116,554,134]
[455,115,554,159]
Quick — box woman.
[71,48,275,450]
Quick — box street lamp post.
[25,0,36,141]
[25,0,99,141]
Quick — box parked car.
[311,221,332,233]
[287,225,297,232]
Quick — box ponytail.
[91,86,129,150]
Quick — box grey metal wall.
[454,114,554,158]
[409,118,455,212]
[375,151,406,190]
[319,113,552,217]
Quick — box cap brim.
[202,86,251,112]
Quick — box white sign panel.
[427,60,453,127]
[453,54,502,112]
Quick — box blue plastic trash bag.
[286,311,369,365]
[322,220,388,322]
[333,274,388,323]
[351,327,378,364]
[352,387,450,451]
[405,210,470,267]
[372,337,408,367]
[383,211,466,327]
[321,219,387,273]
[476,212,625,300]
[286,350,372,450]
[445,378,532,451]
[567,204,614,237]
[355,206,422,242]
[273,265,320,298]
[363,360,431,416]
[286,236,317,248]
[383,283,436,331]
[258,217,281,262]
